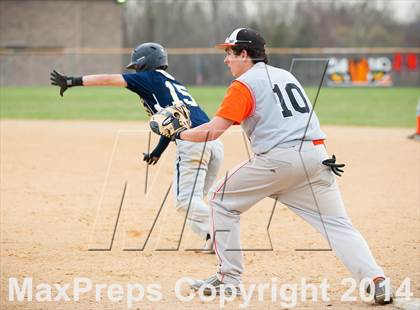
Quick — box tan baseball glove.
[149,104,191,140]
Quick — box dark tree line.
[123,0,419,48]
[121,0,419,85]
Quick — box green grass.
[305,87,419,127]
[0,86,418,127]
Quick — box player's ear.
[241,49,248,60]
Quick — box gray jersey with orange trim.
[236,62,326,154]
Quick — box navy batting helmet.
[126,42,168,72]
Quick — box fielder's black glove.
[143,152,160,165]
[50,70,83,97]
[322,154,345,177]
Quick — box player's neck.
[236,60,254,77]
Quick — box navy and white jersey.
[122,70,209,127]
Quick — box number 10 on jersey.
[273,83,310,118]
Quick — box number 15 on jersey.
[165,81,198,107]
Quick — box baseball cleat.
[194,234,215,254]
[407,133,420,141]
[190,274,241,296]
[367,277,393,305]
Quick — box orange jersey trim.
[215,80,255,124]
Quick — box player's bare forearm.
[82,74,127,87]
[180,116,233,142]
[50,70,127,96]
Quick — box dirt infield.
[1,120,419,309]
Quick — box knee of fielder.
[209,197,242,223]
[209,188,246,216]
[208,186,229,209]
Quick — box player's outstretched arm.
[50,70,127,96]
[82,74,127,87]
[179,116,233,142]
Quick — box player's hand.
[50,70,83,97]
[143,152,160,165]
[322,154,345,176]
[50,70,70,96]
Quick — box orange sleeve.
[215,81,254,125]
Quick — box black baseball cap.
[215,28,266,49]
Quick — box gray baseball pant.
[208,141,384,285]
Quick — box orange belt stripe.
[312,139,325,145]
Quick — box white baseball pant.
[174,139,224,240]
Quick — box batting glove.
[50,70,83,97]
[322,154,345,176]
[143,152,160,165]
